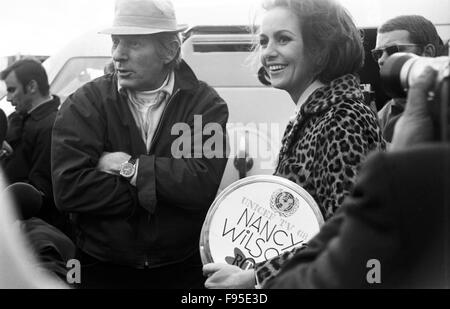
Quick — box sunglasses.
[371,44,422,62]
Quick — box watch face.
[120,162,135,178]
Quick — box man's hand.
[391,66,438,151]
[203,263,256,289]
[0,141,13,158]
[97,152,131,175]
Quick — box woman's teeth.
[269,65,287,72]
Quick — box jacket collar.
[28,96,60,121]
[172,60,199,93]
[114,59,199,121]
[300,74,364,116]
[276,74,364,161]
[111,60,199,153]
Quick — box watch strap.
[128,156,137,165]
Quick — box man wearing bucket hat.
[51,0,228,288]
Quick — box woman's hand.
[203,263,256,289]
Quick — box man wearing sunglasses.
[373,15,444,143]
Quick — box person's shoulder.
[362,144,449,181]
[193,79,220,97]
[324,96,378,130]
[324,97,385,148]
[61,75,115,110]
[335,95,375,114]
[383,144,450,164]
[190,79,228,109]
[69,74,115,100]
[30,112,58,133]
[355,144,450,223]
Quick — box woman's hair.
[260,0,364,83]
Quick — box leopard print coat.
[255,74,385,287]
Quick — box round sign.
[200,175,324,270]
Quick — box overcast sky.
[0,0,449,57]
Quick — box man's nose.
[112,42,128,62]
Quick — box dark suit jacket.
[266,145,450,289]
[2,97,61,227]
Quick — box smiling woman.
[259,7,314,103]
[203,0,385,290]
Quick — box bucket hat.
[100,0,188,35]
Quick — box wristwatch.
[120,157,137,179]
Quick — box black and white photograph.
[0,0,449,294]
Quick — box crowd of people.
[0,0,449,289]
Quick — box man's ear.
[162,40,180,65]
[25,80,38,95]
[422,44,437,57]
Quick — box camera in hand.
[380,53,450,141]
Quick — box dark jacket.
[377,98,406,143]
[266,145,450,289]
[21,217,76,282]
[2,97,60,225]
[254,75,385,286]
[275,74,385,220]
[52,61,229,268]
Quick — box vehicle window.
[193,43,253,53]
[51,57,111,103]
